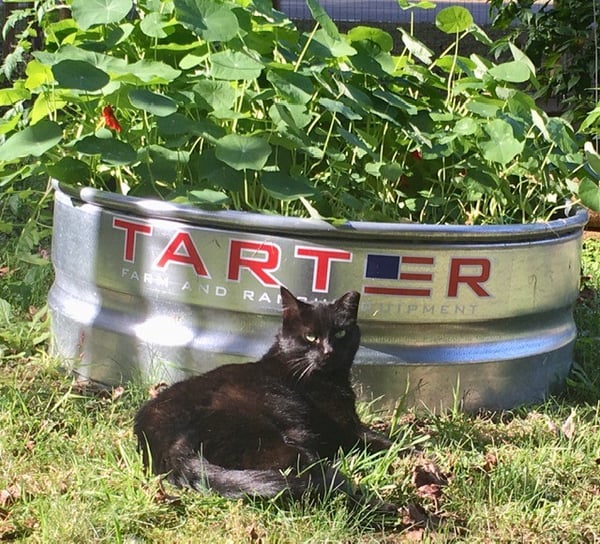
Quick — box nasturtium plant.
[0,0,599,224]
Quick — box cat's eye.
[334,329,347,339]
[304,333,317,343]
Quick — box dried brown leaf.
[154,485,181,505]
[546,418,559,435]
[561,409,577,440]
[412,461,449,489]
[148,382,169,399]
[0,485,21,507]
[247,525,263,543]
[481,451,498,473]
[111,386,125,401]
[402,502,429,528]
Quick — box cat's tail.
[169,455,353,501]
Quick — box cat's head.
[276,286,361,380]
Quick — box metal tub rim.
[52,180,589,243]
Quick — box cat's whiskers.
[288,355,316,383]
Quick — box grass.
[1,237,600,543]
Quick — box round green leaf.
[479,119,524,165]
[76,135,137,165]
[347,26,394,52]
[0,120,62,161]
[435,6,474,34]
[193,80,237,111]
[585,144,600,177]
[579,179,600,212]
[52,60,110,91]
[188,189,230,205]
[210,51,264,81]
[140,12,169,38]
[318,98,362,120]
[215,134,271,171]
[266,69,314,105]
[261,172,315,200]
[488,61,532,83]
[454,117,479,136]
[174,0,239,42]
[128,89,177,117]
[157,113,197,136]
[47,157,91,184]
[71,0,133,30]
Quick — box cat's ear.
[335,291,360,320]
[280,286,303,321]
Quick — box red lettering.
[155,232,210,277]
[227,240,280,286]
[447,258,491,297]
[113,218,153,262]
[295,247,352,293]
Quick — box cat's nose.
[322,339,333,355]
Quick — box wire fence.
[277,0,490,24]
[276,0,552,25]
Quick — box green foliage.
[0,0,599,224]
[490,0,599,120]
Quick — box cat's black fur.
[134,287,393,505]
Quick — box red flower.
[410,149,422,161]
[102,105,122,133]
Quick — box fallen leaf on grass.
[247,525,263,543]
[148,382,169,399]
[111,386,125,401]
[412,460,450,505]
[481,451,498,473]
[561,409,577,440]
[154,485,182,505]
[400,502,444,531]
[0,484,21,507]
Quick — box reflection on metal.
[49,182,587,412]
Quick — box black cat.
[134,286,393,505]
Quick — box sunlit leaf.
[140,12,169,38]
[347,26,393,52]
[210,51,264,81]
[71,0,133,30]
[0,120,62,161]
[0,87,30,106]
[579,179,600,212]
[306,0,340,40]
[174,0,239,42]
[193,80,237,111]
[266,68,314,105]
[398,28,433,65]
[488,60,532,83]
[479,119,524,164]
[436,6,474,34]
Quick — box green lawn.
[1,237,599,543]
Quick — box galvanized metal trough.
[49,181,588,411]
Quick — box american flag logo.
[364,254,434,297]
